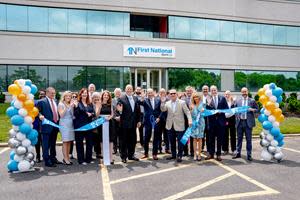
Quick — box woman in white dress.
[58,91,75,165]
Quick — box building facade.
[0,0,299,92]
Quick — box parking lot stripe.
[161,172,235,200]
[283,147,300,154]
[101,165,114,200]
[0,147,9,155]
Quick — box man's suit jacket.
[139,97,163,128]
[118,95,141,129]
[37,97,58,134]
[235,97,258,129]
[206,95,229,127]
[161,99,192,132]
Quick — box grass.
[0,103,299,142]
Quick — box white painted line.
[0,147,9,155]
[100,165,114,200]
[162,172,235,200]
[283,147,300,154]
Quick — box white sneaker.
[81,162,87,165]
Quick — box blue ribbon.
[150,115,156,129]
[180,106,250,145]
[42,117,106,132]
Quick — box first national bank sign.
[123,45,175,58]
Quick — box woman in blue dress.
[190,92,205,161]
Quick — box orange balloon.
[17,93,27,102]
[31,107,39,117]
[23,100,34,110]
[8,84,22,96]
[265,101,276,111]
[276,114,285,123]
[259,95,269,105]
[257,88,265,97]
[272,108,282,118]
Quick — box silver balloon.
[268,146,276,154]
[261,149,273,161]
[260,139,270,147]
[16,146,27,155]
[25,152,34,161]
[30,161,35,167]
[274,152,284,161]
[8,138,21,148]
[259,132,266,140]
[271,140,279,147]
[9,129,17,138]
[266,134,274,142]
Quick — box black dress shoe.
[52,159,63,164]
[122,158,127,163]
[205,155,214,160]
[232,154,241,159]
[45,162,56,167]
[128,157,139,161]
[166,156,176,160]
[177,158,182,163]
[247,156,253,161]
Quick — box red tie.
[50,99,58,123]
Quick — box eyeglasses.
[170,93,176,95]
[72,96,77,99]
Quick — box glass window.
[206,19,220,41]
[86,67,105,91]
[8,65,28,84]
[28,6,48,32]
[123,13,130,36]
[7,5,28,31]
[247,23,261,44]
[168,16,175,38]
[286,26,298,46]
[234,22,247,43]
[68,66,86,91]
[220,21,234,42]
[49,66,67,91]
[124,67,131,87]
[28,66,48,90]
[106,12,124,35]
[0,65,6,91]
[190,18,205,40]
[0,4,6,30]
[174,17,190,39]
[261,24,273,45]
[68,9,87,34]
[87,10,105,34]
[49,8,68,33]
[106,67,124,91]
[274,25,286,45]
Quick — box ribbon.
[102,120,110,165]
[42,117,106,132]
[180,106,250,145]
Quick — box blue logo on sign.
[127,47,137,55]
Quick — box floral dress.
[190,103,205,139]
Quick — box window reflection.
[49,66,67,91]
[190,18,205,40]
[87,11,106,34]
[261,24,273,45]
[106,12,124,35]
[0,65,6,91]
[0,4,6,30]
[220,21,234,42]
[7,5,28,31]
[29,7,48,32]
[205,19,220,41]
[247,23,261,44]
[286,27,298,46]
[274,26,286,45]
[49,8,68,33]
[68,9,87,34]
[28,66,48,90]
[174,17,190,39]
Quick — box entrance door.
[134,68,162,92]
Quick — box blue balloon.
[6,106,19,118]
[11,115,24,126]
[269,83,276,89]
[30,84,38,95]
[272,87,283,97]
[25,79,32,86]
[31,137,38,145]
[19,123,32,135]
[7,160,19,172]
[10,151,15,160]
[262,121,273,130]
[275,134,284,142]
[27,129,38,141]
[258,114,268,123]
[260,108,265,114]
[277,96,283,103]
[278,140,284,147]
[270,127,280,137]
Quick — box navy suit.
[139,97,163,155]
[37,98,59,165]
[206,95,229,156]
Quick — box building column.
[221,69,234,91]
[147,69,150,89]
[134,68,138,88]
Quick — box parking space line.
[100,165,114,200]
[0,147,9,155]
[283,147,300,154]
[161,172,235,200]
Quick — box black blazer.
[118,95,141,129]
[37,97,59,134]
[73,101,95,129]
[226,102,236,127]
[206,95,229,127]
[138,97,163,128]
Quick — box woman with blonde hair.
[58,91,75,165]
[190,92,205,161]
[91,92,102,158]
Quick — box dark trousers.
[167,127,184,158]
[75,131,93,163]
[93,129,101,156]
[120,127,137,159]
[158,121,169,151]
[208,123,224,156]
[223,124,236,152]
[144,125,160,155]
[41,128,58,164]
[139,123,144,146]
[70,141,74,155]
[237,120,252,156]
[35,131,42,159]
[112,119,120,153]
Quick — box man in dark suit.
[117,84,141,163]
[233,87,258,161]
[38,87,61,167]
[205,85,229,161]
[139,88,163,160]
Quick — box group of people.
[33,83,258,168]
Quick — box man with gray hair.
[112,88,122,154]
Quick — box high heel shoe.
[194,155,197,161]
[63,159,72,165]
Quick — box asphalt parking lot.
[1,137,300,200]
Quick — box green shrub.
[287,99,300,113]
[282,92,287,103]
[0,92,5,103]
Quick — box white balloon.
[261,139,270,147]
[268,115,276,123]
[14,154,24,162]
[269,95,277,102]
[14,100,23,109]
[273,121,280,128]
[16,146,27,155]
[27,145,34,153]
[18,79,26,86]
[274,152,284,161]
[275,147,282,153]
[268,146,276,153]
[265,89,273,97]
[263,84,270,90]
[264,109,271,116]
[13,125,19,132]
[271,140,279,147]
[9,129,17,137]
[266,134,274,142]
[24,116,33,124]
[28,94,34,100]
[260,132,266,139]
[263,129,270,135]
[261,149,273,161]
[16,132,26,141]
[18,160,31,172]
[18,108,28,117]
[30,161,35,167]
[22,86,31,94]
[275,103,279,108]
[22,139,31,147]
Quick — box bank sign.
[123,45,175,58]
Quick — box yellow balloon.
[259,95,269,105]
[272,108,282,118]
[257,88,265,97]
[8,84,22,96]
[23,100,34,110]
[265,101,276,111]
[17,93,27,102]
[31,107,39,117]
[276,114,285,123]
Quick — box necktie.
[151,99,155,110]
[214,96,217,109]
[50,99,58,123]
[129,96,134,112]
[242,98,247,119]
